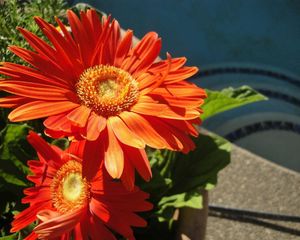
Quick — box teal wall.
[74,0,300,76]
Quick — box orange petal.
[104,126,124,179]
[90,199,133,238]
[131,101,167,116]
[67,10,91,66]
[24,232,38,240]
[120,157,135,191]
[106,20,121,65]
[108,116,145,149]
[8,100,78,121]
[39,25,84,79]
[119,111,166,149]
[22,186,50,205]
[84,113,106,141]
[138,52,172,95]
[90,15,112,65]
[44,128,67,139]
[142,116,184,151]
[86,9,102,41]
[89,199,110,222]
[27,131,62,164]
[9,45,68,81]
[121,32,158,72]
[150,116,195,153]
[73,222,86,240]
[55,17,77,51]
[67,105,91,127]
[164,66,199,83]
[17,27,56,60]
[0,63,69,88]
[122,145,152,182]
[88,214,116,240]
[163,118,199,137]
[11,201,50,233]
[132,38,162,74]
[132,98,200,120]
[82,138,104,181]
[136,72,161,92]
[148,57,187,73]
[0,81,73,101]
[155,81,207,98]
[66,140,86,160]
[44,112,73,132]
[114,30,133,67]
[0,95,31,108]
[34,208,85,240]
[36,209,60,222]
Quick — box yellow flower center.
[62,173,84,201]
[76,65,139,117]
[51,160,90,214]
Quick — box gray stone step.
[207,144,300,240]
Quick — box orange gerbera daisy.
[0,9,206,186]
[11,131,152,240]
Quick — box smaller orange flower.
[11,132,152,240]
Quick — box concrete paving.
[206,145,300,240]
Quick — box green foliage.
[0,124,34,187]
[157,191,203,222]
[201,86,267,120]
[0,202,17,238]
[51,137,70,150]
[0,0,67,64]
[0,233,18,240]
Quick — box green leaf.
[156,191,202,222]
[0,233,18,240]
[0,170,27,186]
[51,138,69,150]
[0,124,34,189]
[169,132,231,194]
[0,124,33,170]
[201,86,267,120]
[159,191,203,211]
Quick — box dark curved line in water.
[193,67,300,88]
[225,121,300,142]
[256,88,300,108]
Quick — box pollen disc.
[76,65,139,117]
[51,160,90,214]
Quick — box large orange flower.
[0,9,206,186]
[11,131,152,240]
